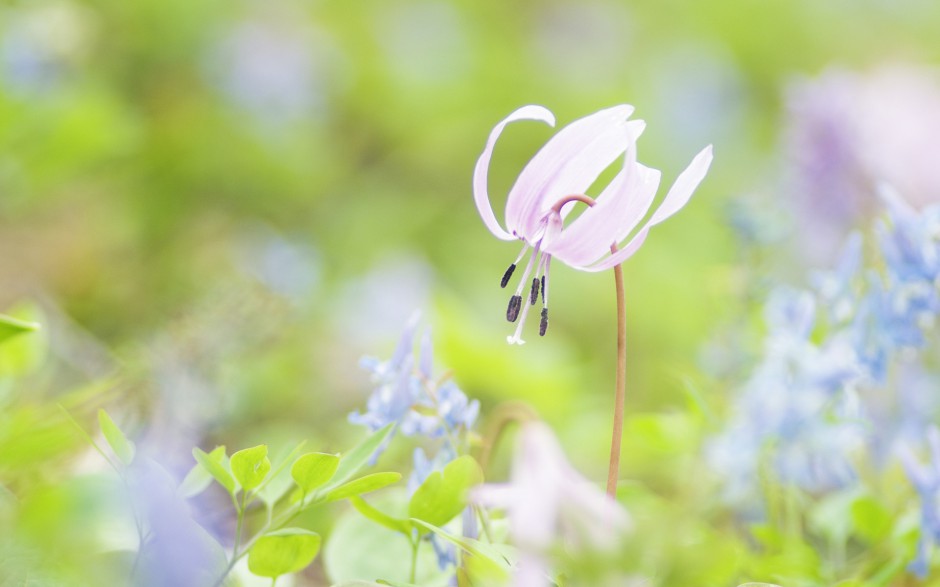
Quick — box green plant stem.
[233,492,248,558]
[606,247,627,498]
[409,537,420,583]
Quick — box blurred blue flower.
[349,316,479,460]
[812,231,863,325]
[709,287,865,504]
[898,426,940,578]
[349,314,420,426]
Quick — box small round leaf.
[291,452,340,494]
[247,528,321,578]
[231,445,271,492]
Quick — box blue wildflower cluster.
[349,314,480,574]
[349,315,479,444]
[710,189,940,524]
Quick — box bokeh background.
[2,0,940,584]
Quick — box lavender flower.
[898,426,940,577]
[783,65,940,256]
[473,422,631,586]
[474,105,712,344]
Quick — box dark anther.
[539,308,549,336]
[500,264,516,288]
[540,275,546,303]
[529,278,540,305]
[506,295,522,322]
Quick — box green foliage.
[349,496,411,535]
[178,446,226,498]
[0,313,39,344]
[408,456,483,532]
[193,446,236,496]
[326,472,402,502]
[291,452,340,494]
[0,303,45,378]
[97,409,135,466]
[247,528,322,578]
[410,519,512,581]
[324,424,394,492]
[230,444,271,492]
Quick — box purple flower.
[474,105,712,344]
[472,422,630,586]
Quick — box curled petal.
[645,144,714,228]
[473,105,556,241]
[577,227,651,272]
[547,160,661,268]
[506,105,636,240]
[576,144,713,272]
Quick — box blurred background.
[2,0,940,584]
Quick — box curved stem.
[477,401,539,474]
[606,244,627,498]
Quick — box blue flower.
[899,426,940,578]
[812,232,863,325]
[709,287,865,504]
[350,317,479,445]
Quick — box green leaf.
[408,456,483,531]
[97,409,135,466]
[291,452,340,494]
[0,313,39,345]
[410,519,512,578]
[247,528,321,578]
[325,472,401,502]
[230,445,271,492]
[851,494,892,543]
[178,446,226,498]
[348,496,411,535]
[193,447,236,496]
[376,581,420,587]
[255,441,308,505]
[322,424,394,492]
[323,489,443,584]
[0,303,46,377]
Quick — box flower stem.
[409,537,419,583]
[606,247,627,498]
[477,401,539,474]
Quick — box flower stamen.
[529,278,540,305]
[501,243,531,288]
[540,254,552,336]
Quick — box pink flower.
[472,422,631,586]
[474,105,713,344]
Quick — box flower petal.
[576,144,713,272]
[546,160,661,268]
[506,105,636,240]
[645,144,713,227]
[473,105,556,241]
[576,227,650,272]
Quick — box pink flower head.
[472,422,631,586]
[474,105,713,344]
